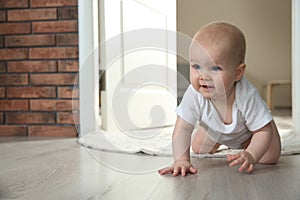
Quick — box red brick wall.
[0,0,79,137]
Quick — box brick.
[5,35,55,47]
[28,125,77,137]
[0,0,28,9]
[57,112,79,124]
[7,61,57,72]
[0,10,6,22]
[7,86,56,98]
[8,8,57,21]
[29,47,78,59]
[0,36,3,48]
[31,0,77,8]
[58,7,78,20]
[0,112,3,123]
[6,112,55,124]
[56,33,78,46]
[0,125,27,136]
[58,60,78,72]
[0,23,31,35]
[0,74,28,85]
[58,86,78,98]
[0,48,28,60]
[30,99,79,111]
[30,74,76,85]
[33,21,78,33]
[0,62,5,72]
[0,100,29,111]
[0,87,5,98]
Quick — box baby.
[159,22,281,176]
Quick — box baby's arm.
[227,122,273,173]
[158,117,197,176]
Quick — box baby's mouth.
[201,84,214,89]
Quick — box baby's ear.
[235,63,246,81]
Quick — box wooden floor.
[1,137,300,200]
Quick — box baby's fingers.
[173,166,181,176]
[179,166,197,176]
[181,167,187,176]
[158,164,197,176]
[188,166,198,174]
[247,164,254,173]
[238,160,249,172]
[158,166,174,175]
[229,156,244,167]
[227,154,240,162]
[239,161,254,173]
[241,163,253,173]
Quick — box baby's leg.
[191,126,220,154]
[258,120,281,164]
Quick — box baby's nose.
[198,71,211,81]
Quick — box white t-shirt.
[176,77,272,149]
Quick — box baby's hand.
[227,151,256,173]
[158,160,198,176]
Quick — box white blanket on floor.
[78,126,300,157]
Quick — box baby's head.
[189,22,246,99]
[191,22,246,69]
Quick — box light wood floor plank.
[0,137,299,200]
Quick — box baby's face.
[189,40,238,100]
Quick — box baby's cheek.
[215,81,227,93]
[190,73,198,82]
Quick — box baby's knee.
[191,144,219,154]
[192,145,201,154]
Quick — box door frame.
[292,0,300,137]
[78,0,99,135]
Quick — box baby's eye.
[211,66,222,71]
[192,64,201,70]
